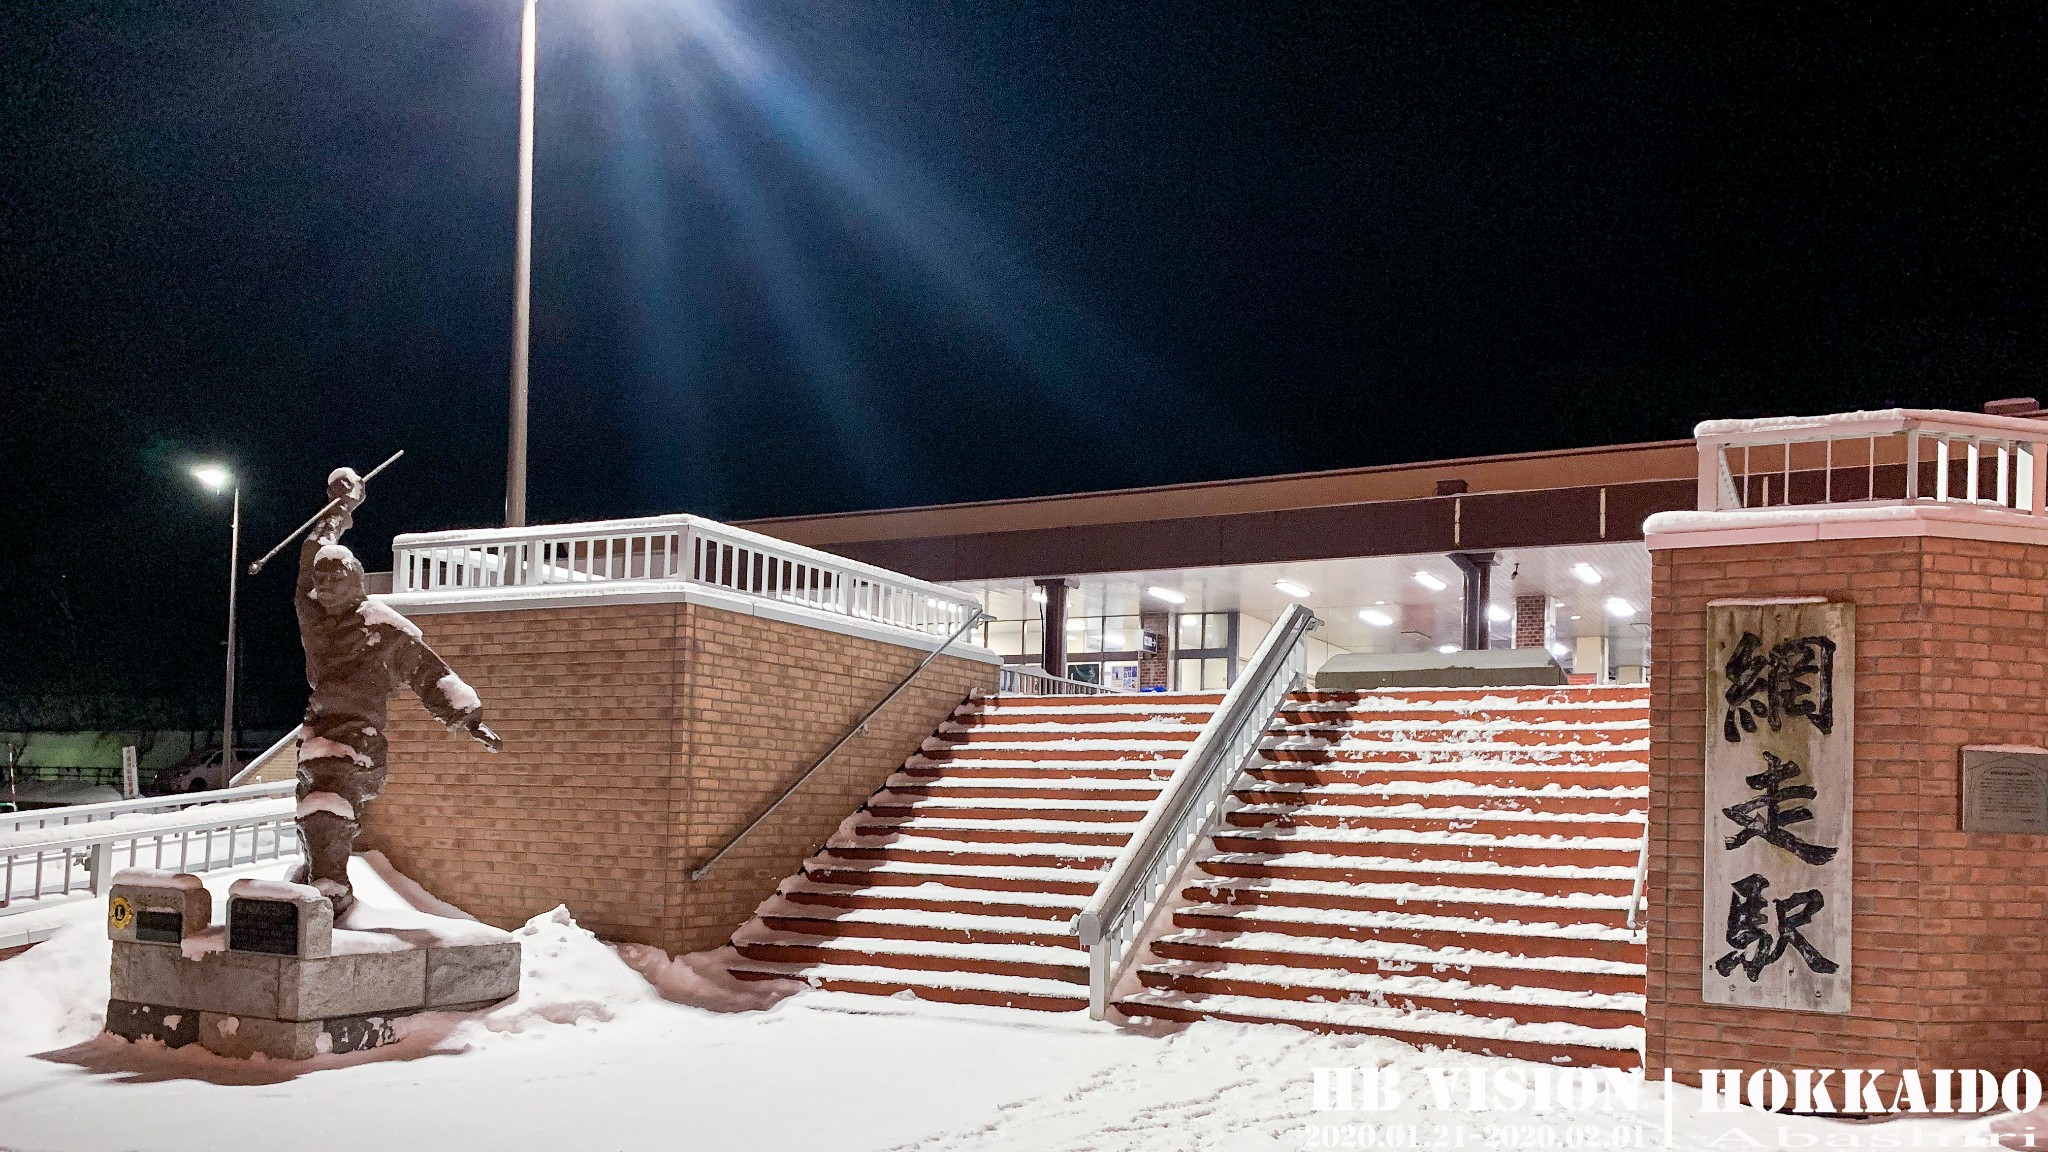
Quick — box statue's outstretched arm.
[389,626,502,752]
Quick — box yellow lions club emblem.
[108,896,134,932]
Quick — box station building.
[744,435,1695,690]
[349,398,2048,1086]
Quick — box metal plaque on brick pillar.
[1702,599,1854,1014]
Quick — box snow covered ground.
[0,858,2008,1152]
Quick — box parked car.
[147,746,267,796]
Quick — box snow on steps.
[727,692,1223,1013]
[1115,685,1649,1069]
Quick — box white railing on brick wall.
[392,515,982,639]
[1,796,299,912]
[1697,409,2048,516]
[1073,602,1316,1019]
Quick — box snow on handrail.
[1694,408,2048,516]
[1072,602,1316,1020]
[1,796,299,912]
[391,514,982,639]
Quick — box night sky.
[2,1,2044,731]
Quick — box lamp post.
[505,0,537,527]
[192,464,241,782]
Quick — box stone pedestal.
[104,873,520,1060]
[1645,510,2048,1084]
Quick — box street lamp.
[192,464,241,782]
[505,0,537,527]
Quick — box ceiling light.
[1437,644,1459,654]
[1486,604,1511,623]
[1145,586,1187,605]
[1273,579,1311,599]
[1570,615,1582,621]
[1359,609,1393,627]
[191,464,231,493]
[1605,597,1636,619]
[1414,571,1447,592]
[1571,563,1602,586]
[1554,599,1568,608]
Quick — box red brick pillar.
[1138,609,1171,690]
[1512,594,1548,649]
[1644,509,2048,1084]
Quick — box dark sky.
[2,1,2044,730]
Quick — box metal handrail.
[228,725,304,788]
[1627,823,1650,934]
[689,612,993,882]
[1073,603,1317,1018]
[997,664,1119,696]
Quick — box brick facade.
[1648,534,2048,1082]
[362,600,998,955]
[1139,609,1171,689]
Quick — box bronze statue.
[294,467,499,916]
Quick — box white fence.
[1,791,298,912]
[393,515,982,639]
[1072,602,1316,1018]
[0,779,293,836]
[1697,409,2048,516]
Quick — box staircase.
[1114,686,1649,1068]
[727,692,1224,1010]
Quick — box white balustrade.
[1696,409,2048,516]
[392,515,982,639]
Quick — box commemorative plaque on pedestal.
[103,872,520,1059]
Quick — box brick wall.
[1648,535,2048,1081]
[363,601,997,954]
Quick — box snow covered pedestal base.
[102,872,520,1060]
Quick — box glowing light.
[1413,571,1447,592]
[191,465,231,493]
[1146,586,1187,605]
[1486,604,1511,623]
[1031,589,1048,604]
[1273,580,1311,599]
[1551,642,1572,660]
[1605,598,1636,619]
[1437,644,1459,654]
[1359,609,1393,627]
[1571,563,1602,586]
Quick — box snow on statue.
[294,465,500,917]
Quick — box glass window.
[1202,658,1229,690]
[1177,615,1203,650]
[1203,613,1229,649]
[1175,658,1203,690]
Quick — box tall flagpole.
[506,0,537,527]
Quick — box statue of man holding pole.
[292,465,500,916]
